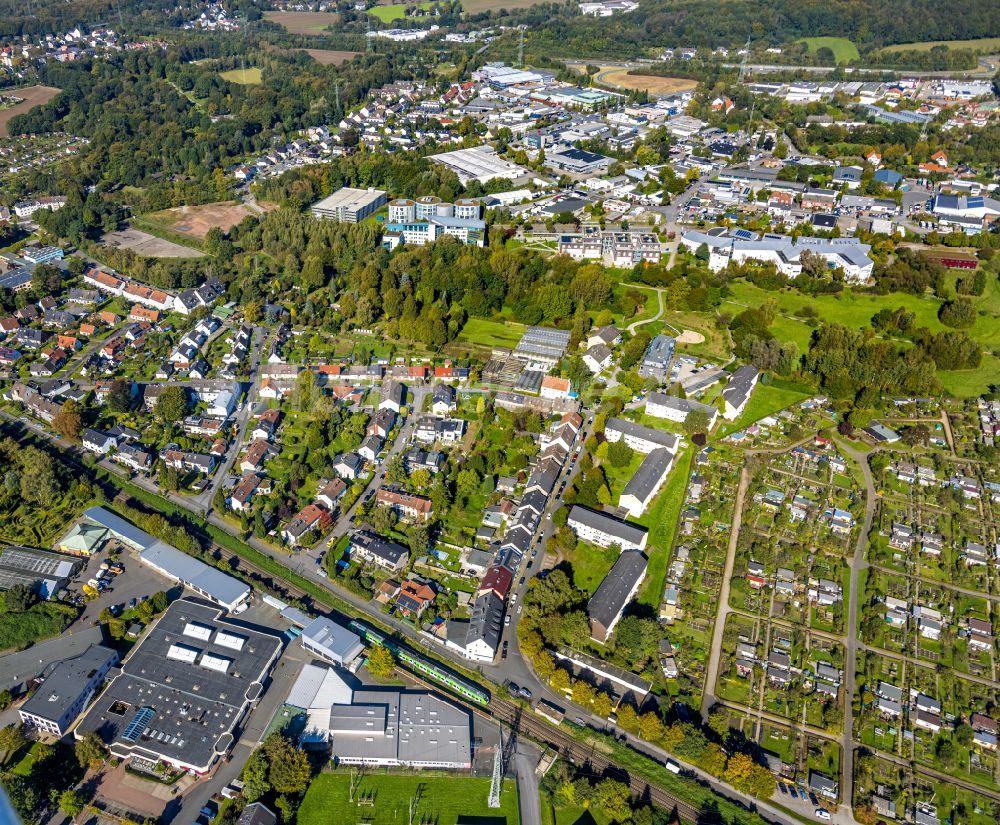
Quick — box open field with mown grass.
[298,772,519,825]
[799,37,859,64]
[219,67,262,85]
[456,316,526,349]
[879,36,1000,53]
[263,10,341,34]
[595,67,697,97]
[461,0,551,10]
[368,2,435,23]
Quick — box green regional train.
[348,619,491,706]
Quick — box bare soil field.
[0,85,61,137]
[460,0,549,11]
[263,10,341,35]
[301,48,360,65]
[102,228,204,258]
[596,68,697,97]
[146,201,263,239]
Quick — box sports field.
[369,2,435,23]
[880,36,1000,54]
[799,37,860,64]
[0,85,60,137]
[263,10,341,34]
[596,67,697,97]
[298,772,519,825]
[219,67,262,85]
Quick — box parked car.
[814,810,831,822]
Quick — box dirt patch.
[676,329,706,344]
[596,68,697,97]
[0,85,61,137]
[102,228,204,258]
[263,10,341,34]
[301,48,361,65]
[146,201,264,240]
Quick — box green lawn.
[719,379,813,435]
[879,36,1000,54]
[368,2,435,23]
[637,444,694,607]
[564,540,620,594]
[798,37,860,64]
[298,771,519,825]
[457,316,525,349]
[219,67,262,84]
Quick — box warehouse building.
[300,616,366,667]
[19,645,119,735]
[75,598,283,774]
[310,188,387,223]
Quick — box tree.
[571,679,595,709]
[367,644,395,679]
[108,379,134,412]
[58,789,85,818]
[616,703,639,733]
[75,732,107,771]
[638,711,664,743]
[593,779,633,823]
[370,505,397,536]
[264,735,313,794]
[683,409,712,435]
[18,446,60,506]
[606,440,634,469]
[155,386,188,423]
[938,297,976,329]
[0,690,12,711]
[241,750,270,802]
[456,468,480,502]
[700,742,728,776]
[53,399,82,440]
[534,649,556,681]
[592,691,613,719]
[550,668,571,692]
[0,724,26,765]
[4,583,36,612]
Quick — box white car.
[814,810,831,822]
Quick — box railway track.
[214,544,759,825]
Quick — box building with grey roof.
[645,392,718,429]
[300,616,365,666]
[680,229,874,283]
[638,334,675,381]
[237,803,277,825]
[75,598,283,774]
[722,365,760,421]
[620,448,674,517]
[513,326,571,368]
[311,188,386,223]
[568,505,648,551]
[587,550,647,643]
[19,644,119,735]
[604,417,680,455]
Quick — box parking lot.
[64,541,177,628]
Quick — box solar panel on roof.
[733,229,754,240]
[122,707,154,742]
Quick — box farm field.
[298,772,519,825]
[102,227,204,258]
[596,67,697,97]
[301,48,361,65]
[144,201,269,240]
[799,37,860,64]
[219,67,262,85]
[460,0,551,10]
[0,85,60,137]
[879,36,1000,53]
[263,10,341,34]
[369,2,435,23]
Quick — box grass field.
[298,772,519,825]
[722,277,1000,397]
[595,67,697,97]
[564,540,620,595]
[456,316,525,349]
[719,379,813,435]
[220,67,262,85]
[263,10,341,34]
[879,36,1000,54]
[369,2,436,23]
[0,85,60,137]
[637,444,693,607]
[799,37,860,64]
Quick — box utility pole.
[488,722,503,808]
[517,27,524,69]
[738,34,752,84]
